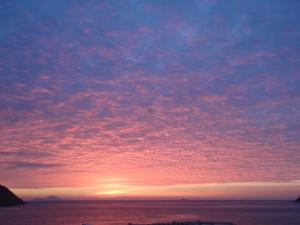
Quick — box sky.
[0,0,300,200]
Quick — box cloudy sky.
[0,0,299,200]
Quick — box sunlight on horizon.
[12,180,300,200]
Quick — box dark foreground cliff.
[0,185,25,207]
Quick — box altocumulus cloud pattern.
[0,0,299,192]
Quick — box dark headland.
[0,185,25,207]
[295,196,300,203]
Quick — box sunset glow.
[1,0,300,200]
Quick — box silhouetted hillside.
[295,196,300,203]
[0,185,25,207]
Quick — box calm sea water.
[0,200,299,225]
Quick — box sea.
[0,200,299,225]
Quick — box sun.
[97,177,130,196]
[100,189,127,195]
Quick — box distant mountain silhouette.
[295,196,300,203]
[32,195,62,202]
[0,185,25,207]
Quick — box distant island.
[295,196,300,203]
[0,185,25,207]
[32,195,62,202]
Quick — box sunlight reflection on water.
[0,201,299,225]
